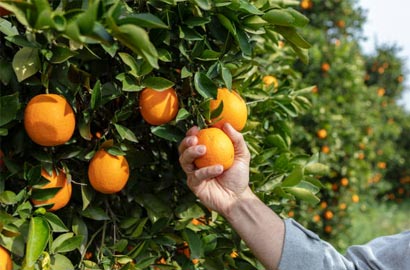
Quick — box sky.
[359,0,410,111]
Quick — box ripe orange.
[316,129,327,139]
[321,145,330,154]
[340,177,349,186]
[324,225,333,233]
[0,246,12,270]
[139,87,179,125]
[31,169,72,212]
[352,194,360,203]
[377,88,385,97]
[194,128,234,170]
[24,94,76,146]
[300,0,312,9]
[324,210,334,220]
[262,75,279,88]
[209,88,247,131]
[321,63,330,72]
[377,162,387,169]
[88,149,130,194]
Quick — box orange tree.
[292,0,410,251]
[0,0,327,269]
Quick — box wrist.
[223,187,259,223]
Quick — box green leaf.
[51,233,83,253]
[130,217,148,239]
[236,28,252,56]
[117,13,168,29]
[25,217,50,267]
[91,80,102,110]
[194,0,212,10]
[243,15,268,30]
[217,14,236,35]
[43,212,69,233]
[0,58,14,85]
[112,24,158,69]
[282,165,304,187]
[0,18,19,36]
[0,191,18,205]
[304,163,329,176]
[118,52,139,75]
[114,124,138,143]
[265,134,289,150]
[50,254,74,270]
[182,229,202,259]
[194,72,217,99]
[72,216,88,254]
[221,65,232,90]
[142,77,175,91]
[263,9,295,26]
[274,26,311,49]
[50,44,77,64]
[81,206,110,221]
[78,116,92,141]
[283,187,320,205]
[12,47,41,82]
[176,203,205,220]
[0,92,20,126]
[176,108,190,122]
[285,8,309,27]
[151,126,184,142]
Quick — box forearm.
[225,187,285,270]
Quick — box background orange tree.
[0,0,324,269]
[292,0,410,251]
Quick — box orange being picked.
[0,246,12,270]
[194,128,234,170]
[139,87,179,125]
[31,169,72,212]
[24,94,76,146]
[88,149,130,194]
[209,88,247,131]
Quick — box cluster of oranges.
[22,85,248,211]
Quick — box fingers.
[188,165,224,189]
[223,123,250,161]
[178,126,200,155]
[179,145,206,174]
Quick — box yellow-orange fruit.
[88,149,129,194]
[31,169,72,212]
[24,94,75,146]
[262,75,279,88]
[209,88,247,131]
[317,129,327,139]
[139,87,179,125]
[0,246,12,270]
[194,128,234,170]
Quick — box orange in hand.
[31,169,72,211]
[139,87,179,125]
[194,128,234,170]
[209,88,247,131]
[24,94,76,146]
[88,149,130,194]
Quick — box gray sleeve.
[278,219,410,270]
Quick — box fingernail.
[186,137,193,145]
[197,145,206,154]
[215,165,223,173]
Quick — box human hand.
[178,123,251,217]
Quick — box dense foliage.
[0,0,322,269]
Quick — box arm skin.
[178,124,285,270]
